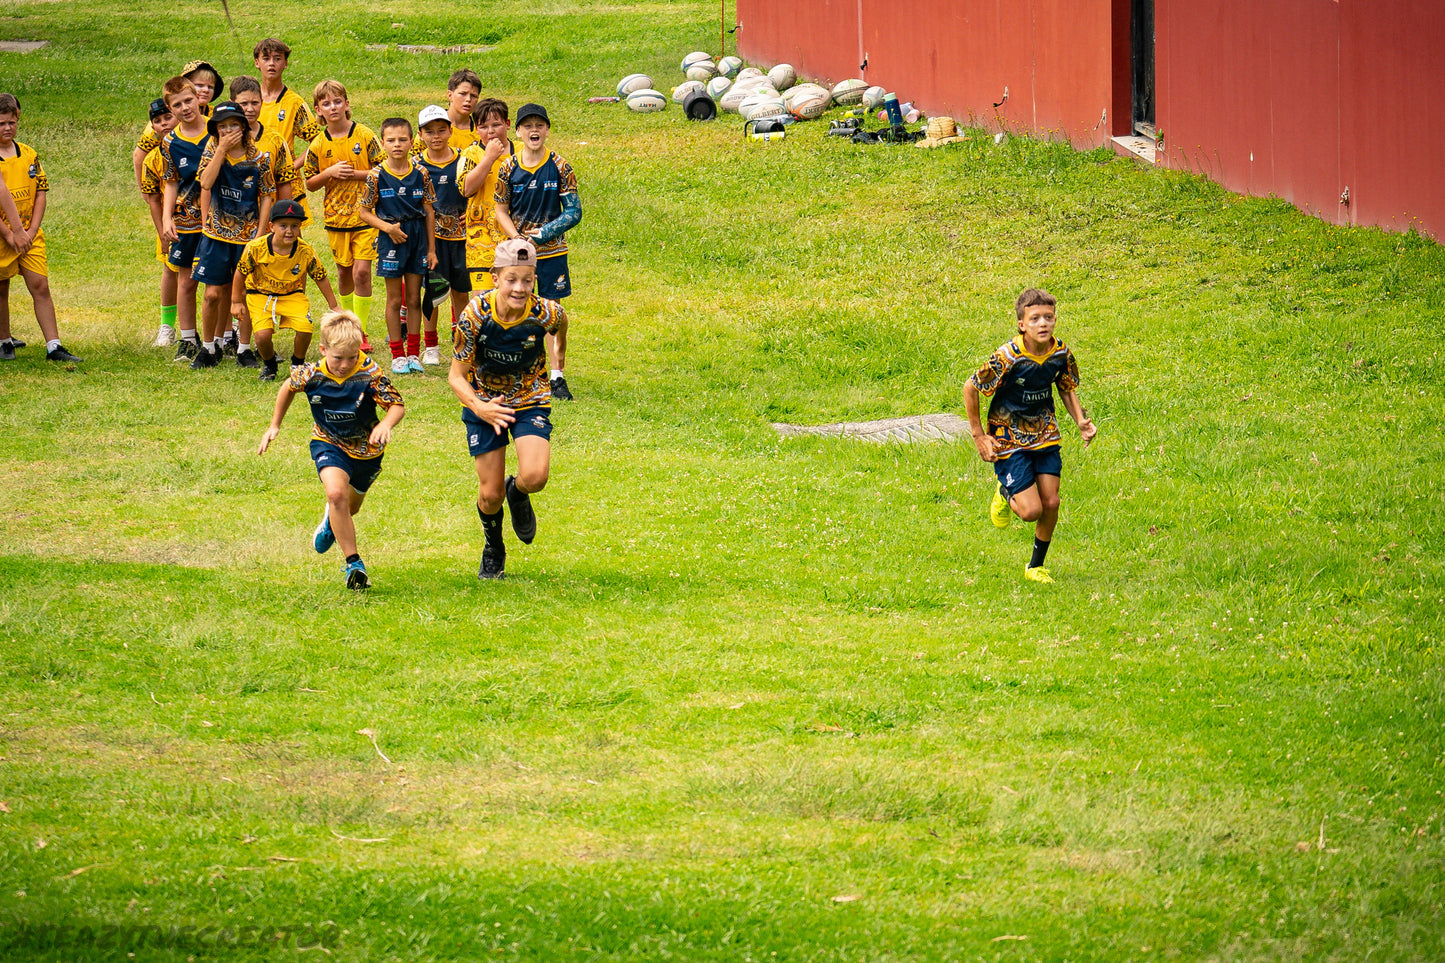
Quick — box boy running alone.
[357,118,436,374]
[493,104,579,400]
[0,93,81,363]
[963,288,1096,583]
[448,238,568,580]
[236,198,338,381]
[258,310,403,590]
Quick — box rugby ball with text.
[618,73,654,97]
[626,88,667,112]
[672,80,706,103]
[831,78,867,105]
[789,87,831,120]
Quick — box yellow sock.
[340,292,353,314]
[353,292,371,338]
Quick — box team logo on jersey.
[179,157,190,168]
[351,144,361,155]
[397,186,407,196]
[243,176,255,189]
[1015,377,1027,385]
[523,335,536,347]
[291,265,301,275]
[277,109,287,121]
[27,163,37,179]
[438,175,449,185]
[531,415,546,428]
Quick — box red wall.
[736,0,1445,238]
[736,0,1120,147]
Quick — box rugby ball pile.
[706,76,733,99]
[686,61,718,82]
[717,56,743,78]
[862,85,887,110]
[766,63,797,91]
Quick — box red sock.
[451,304,460,325]
[388,339,405,359]
[406,332,420,357]
[424,330,439,348]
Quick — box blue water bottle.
[883,92,904,128]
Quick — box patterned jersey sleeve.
[33,156,47,193]
[197,140,217,177]
[1055,345,1081,392]
[306,249,328,285]
[969,345,1015,396]
[294,102,322,143]
[285,361,315,394]
[358,169,380,211]
[555,156,578,197]
[456,147,476,185]
[543,300,568,335]
[136,123,160,154]
[236,244,258,284]
[452,303,481,366]
[492,158,515,207]
[363,132,383,169]
[140,149,165,195]
[419,166,437,206]
[369,371,403,410]
[301,146,320,181]
[259,154,276,197]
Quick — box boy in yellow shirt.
[138,98,181,347]
[236,198,338,381]
[303,79,382,344]
[254,39,322,216]
[0,93,80,363]
[457,99,513,291]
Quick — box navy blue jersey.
[970,337,1081,455]
[360,161,436,224]
[199,144,275,243]
[417,149,466,241]
[453,290,568,409]
[493,151,578,258]
[286,355,404,459]
[160,129,213,233]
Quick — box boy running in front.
[357,118,436,374]
[448,238,568,580]
[258,310,403,590]
[963,288,1096,583]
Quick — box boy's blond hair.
[312,79,352,119]
[319,310,364,352]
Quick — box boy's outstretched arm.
[257,383,296,454]
[1059,388,1096,447]
[963,382,997,463]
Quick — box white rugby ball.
[789,88,831,120]
[736,66,765,81]
[618,73,653,97]
[672,80,706,103]
[681,51,712,73]
[626,88,667,113]
[686,61,718,82]
[783,83,827,108]
[767,63,797,90]
[717,56,743,78]
[719,84,752,113]
[862,85,886,110]
[740,94,787,122]
[831,78,867,105]
[706,76,733,99]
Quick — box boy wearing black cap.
[190,100,275,370]
[493,103,580,400]
[138,98,181,347]
[237,198,337,381]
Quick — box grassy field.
[2,0,1444,960]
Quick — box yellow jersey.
[253,122,300,196]
[139,146,166,196]
[0,141,48,231]
[302,122,383,230]
[456,139,513,268]
[258,86,323,148]
[237,233,328,295]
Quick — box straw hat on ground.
[916,116,966,148]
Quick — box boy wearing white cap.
[415,105,471,365]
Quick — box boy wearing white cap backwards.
[448,237,569,580]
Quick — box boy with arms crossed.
[303,80,381,344]
[964,288,1096,583]
[258,310,403,590]
[448,238,568,580]
[236,198,338,381]
[357,118,436,374]
[415,105,470,365]
[493,104,579,400]
[0,93,81,363]
[191,101,275,369]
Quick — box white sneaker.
[153,325,176,347]
[421,345,441,366]
[408,355,425,373]
[390,356,410,374]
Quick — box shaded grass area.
[2,0,1445,960]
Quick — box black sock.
[1029,537,1051,569]
[290,355,305,367]
[345,553,361,565]
[478,505,505,544]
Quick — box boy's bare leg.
[20,266,60,342]
[291,331,312,360]
[1008,475,1061,541]
[512,436,551,495]
[337,263,354,297]
[160,265,178,307]
[384,277,405,343]
[200,283,227,344]
[474,449,506,513]
[255,328,275,361]
[231,275,250,344]
[353,259,372,301]
[177,273,200,338]
[320,466,365,559]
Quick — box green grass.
[2,0,1445,960]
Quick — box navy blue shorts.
[375,219,428,278]
[536,253,571,300]
[462,405,552,456]
[429,238,471,295]
[167,231,202,271]
[191,236,245,286]
[310,440,384,493]
[993,445,1062,498]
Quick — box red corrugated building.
[733,0,1445,238]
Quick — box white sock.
[550,369,564,380]
[206,339,219,353]
[181,330,199,343]
[46,339,62,353]
[238,341,251,353]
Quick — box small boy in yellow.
[302,79,382,345]
[236,198,338,382]
[138,97,181,348]
[0,93,80,363]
